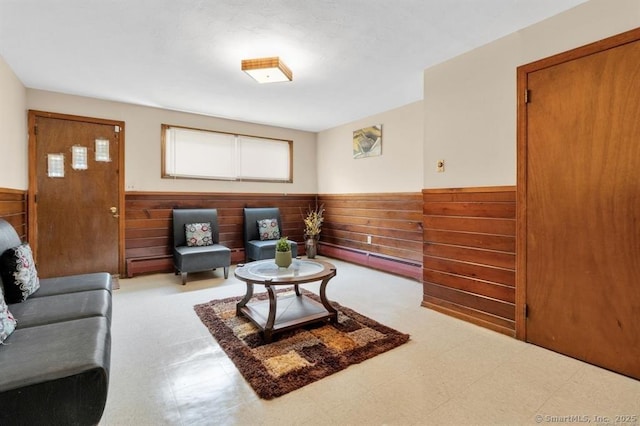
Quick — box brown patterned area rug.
[194,288,410,399]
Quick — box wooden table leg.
[236,282,254,316]
[319,268,338,322]
[264,284,277,343]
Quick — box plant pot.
[275,250,292,268]
[305,238,318,259]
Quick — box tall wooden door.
[29,111,124,278]
[520,32,640,379]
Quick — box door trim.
[515,26,640,340]
[28,110,126,276]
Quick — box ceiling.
[0,0,588,132]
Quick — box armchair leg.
[181,272,187,285]
[224,266,229,279]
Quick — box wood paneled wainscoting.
[125,192,316,277]
[422,186,516,336]
[0,188,27,240]
[317,193,423,281]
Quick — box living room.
[1,0,639,424]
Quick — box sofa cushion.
[0,243,40,303]
[185,222,213,247]
[30,272,112,298]
[257,218,280,241]
[9,289,112,329]
[0,317,110,426]
[0,285,16,344]
[174,244,231,272]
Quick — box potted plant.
[302,204,324,259]
[275,237,292,268]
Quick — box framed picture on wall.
[353,124,382,159]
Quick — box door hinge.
[114,125,120,133]
[34,124,38,135]
[524,303,529,318]
[34,193,37,203]
[524,89,531,104]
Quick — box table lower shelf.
[238,293,335,337]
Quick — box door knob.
[110,206,120,218]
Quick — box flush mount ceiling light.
[241,57,292,83]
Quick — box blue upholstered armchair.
[243,207,298,262]
[172,209,231,285]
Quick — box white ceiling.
[0,0,588,132]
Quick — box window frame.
[161,124,293,183]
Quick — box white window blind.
[237,135,290,180]
[162,125,292,182]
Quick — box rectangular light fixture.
[241,57,292,83]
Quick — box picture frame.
[353,124,382,159]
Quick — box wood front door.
[519,31,640,379]
[29,111,124,277]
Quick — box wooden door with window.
[29,111,124,278]
[519,30,640,379]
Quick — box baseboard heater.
[126,255,173,278]
[318,242,422,282]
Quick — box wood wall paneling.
[7,181,519,339]
[0,188,28,240]
[317,193,423,281]
[422,186,516,336]
[125,192,316,277]
[4,185,514,320]
[126,191,423,280]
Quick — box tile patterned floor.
[101,257,640,425]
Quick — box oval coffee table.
[234,259,337,342]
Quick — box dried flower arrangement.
[302,204,325,238]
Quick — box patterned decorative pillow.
[0,243,40,303]
[0,285,17,344]
[0,286,16,343]
[185,222,213,247]
[257,218,280,241]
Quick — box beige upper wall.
[27,90,317,193]
[424,0,640,189]
[316,101,423,194]
[0,55,27,190]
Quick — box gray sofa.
[0,219,112,426]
